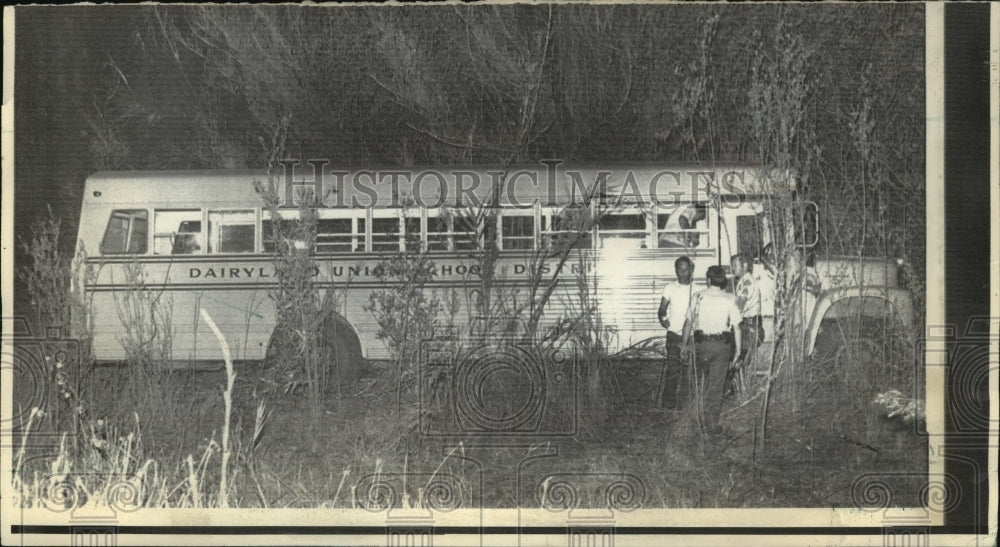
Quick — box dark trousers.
[738,315,763,362]
[659,331,689,409]
[694,339,733,429]
[725,316,762,394]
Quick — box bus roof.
[82,164,797,208]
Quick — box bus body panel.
[75,166,911,367]
[83,249,726,362]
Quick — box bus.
[75,163,913,377]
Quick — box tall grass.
[16,213,99,437]
[112,259,173,376]
[12,307,266,510]
[13,215,271,510]
[365,247,447,410]
[253,119,343,412]
[658,13,923,466]
[18,207,72,330]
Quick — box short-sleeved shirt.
[686,286,743,335]
[735,272,761,318]
[660,281,694,335]
[756,268,776,317]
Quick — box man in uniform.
[681,265,742,434]
[656,256,695,409]
[727,253,763,394]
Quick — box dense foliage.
[15,5,924,309]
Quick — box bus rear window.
[100,209,148,254]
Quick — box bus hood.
[814,256,901,290]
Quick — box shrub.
[365,249,444,409]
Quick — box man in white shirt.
[681,265,742,434]
[656,256,694,409]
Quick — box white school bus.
[75,163,913,373]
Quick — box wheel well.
[810,296,911,359]
[813,296,917,401]
[266,312,365,358]
[822,296,903,323]
[324,312,363,351]
[264,311,366,390]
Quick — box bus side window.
[355,218,367,252]
[208,210,256,254]
[597,211,646,249]
[426,216,449,251]
[317,218,365,253]
[174,221,203,254]
[541,208,592,250]
[405,217,422,252]
[501,214,534,250]
[657,204,708,249]
[261,218,291,253]
[100,209,148,255]
[154,209,203,255]
[452,214,479,251]
[372,217,402,253]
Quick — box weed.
[254,118,343,410]
[365,248,444,409]
[17,214,100,436]
[18,208,72,330]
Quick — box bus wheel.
[319,313,364,394]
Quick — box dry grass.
[12,326,926,511]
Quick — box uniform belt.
[694,330,732,342]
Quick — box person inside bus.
[658,204,707,248]
[680,265,742,435]
[171,220,202,254]
[172,235,200,254]
[656,255,695,410]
